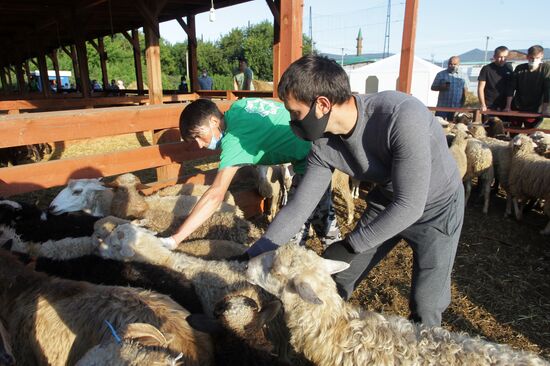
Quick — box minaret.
[356,28,363,56]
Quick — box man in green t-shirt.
[160,98,341,249]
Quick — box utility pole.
[309,6,313,53]
[341,48,345,66]
[484,36,490,63]
[383,0,391,58]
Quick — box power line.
[383,0,391,58]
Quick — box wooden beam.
[266,0,280,28]
[397,0,419,94]
[97,37,109,89]
[136,0,161,39]
[274,0,303,97]
[69,45,80,89]
[24,61,31,81]
[187,15,199,92]
[131,29,144,92]
[15,63,26,95]
[0,68,8,95]
[144,25,163,104]
[0,141,220,197]
[75,38,91,98]
[37,52,50,97]
[176,17,190,35]
[49,49,62,92]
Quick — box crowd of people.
[432,44,550,128]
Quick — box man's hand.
[246,237,279,258]
[322,238,357,263]
[480,104,487,112]
[158,236,177,250]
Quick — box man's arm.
[477,80,487,111]
[431,72,442,91]
[243,69,252,90]
[169,166,240,244]
[347,101,432,253]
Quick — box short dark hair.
[528,45,544,56]
[179,99,223,141]
[494,46,508,55]
[277,55,352,105]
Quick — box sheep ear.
[185,314,224,334]
[320,258,350,274]
[123,323,169,346]
[291,278,323,305]
[258,300,282,326]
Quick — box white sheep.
[256,165,288,222]
[332,170,355,225]
[448,128,469,179]
[49,174,242,234]
[464,137,494,214]
[0,249,213,366]
[97,223,295,363]
[157,183,236,205]
[75,323,186,366]
[530,131,550,158]
[509,134,550,235]
[469,124,514,216]
[246,244,549,366]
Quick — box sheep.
[454,112,473,126]
[469,124,514,216]
[157,183,236,205]
[187,295,289,366]
[448,128,469,179]
[332,170,355,225]
[0,319,14,366]
[508,134,550,235]
[530,131,550,158]
[350,178,361,199]
[49,174,243,235]
[0,143,51,167]
[256,165,287,222]
[484,116,509,140]
[246,244,549,366]
[76,323,186,366]
[0,200,98,242]
[0,249,213,366]
[464,137,494,214]
[97,223,295,363]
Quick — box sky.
[158,0,550,62]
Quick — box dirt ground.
[296,186,550,359]
[11,132,550,360]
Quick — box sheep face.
[512,134,537,154]
[50,178,107,215]
[246,245,349,305]
[98,223,170,264]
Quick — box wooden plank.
[144,24,163,105]
[0,141,220,197]
[0,101,235,148]
[0,96,149,112]
[397,0,419,94]
[131,29,144,92]
[97,37,109,89]
[187,15,199,92]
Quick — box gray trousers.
[327,185,464,327]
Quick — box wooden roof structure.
[0,0,252,66]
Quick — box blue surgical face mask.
[206,126,223,150]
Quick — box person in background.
[116,80,125,90]
[431,56,469,121]
[109,79,120,90]
[478,46,513,116]
[178,76,189,93]
[233,57,254,91]
[505,45,550,128]
[247,55,464,328]
[198,68,213,90]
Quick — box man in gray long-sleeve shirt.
[246,55,464,327]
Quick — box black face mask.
[289,100,331,142]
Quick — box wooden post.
[15,63,26,95]
[50,49,62,92]
[273,0,303,97]
[37,52,51,97]
[0,68,8,94]
[98,37,109,89]
[75,39,91,98]
[24,61,31,80]
[122,29,145,92]
[144,24,163,104]
[62,45,81,90]
[397,0,419,94]
[187,15,199,92]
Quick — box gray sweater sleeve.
[262,157,333,245]
[347,101,431,252]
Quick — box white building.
[347,54,443,106]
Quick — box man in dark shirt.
[478,46,513,113]
[247,55,464,327]
[505,45,550,128]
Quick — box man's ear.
[316,96,332,115]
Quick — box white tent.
[347,54,443,107]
